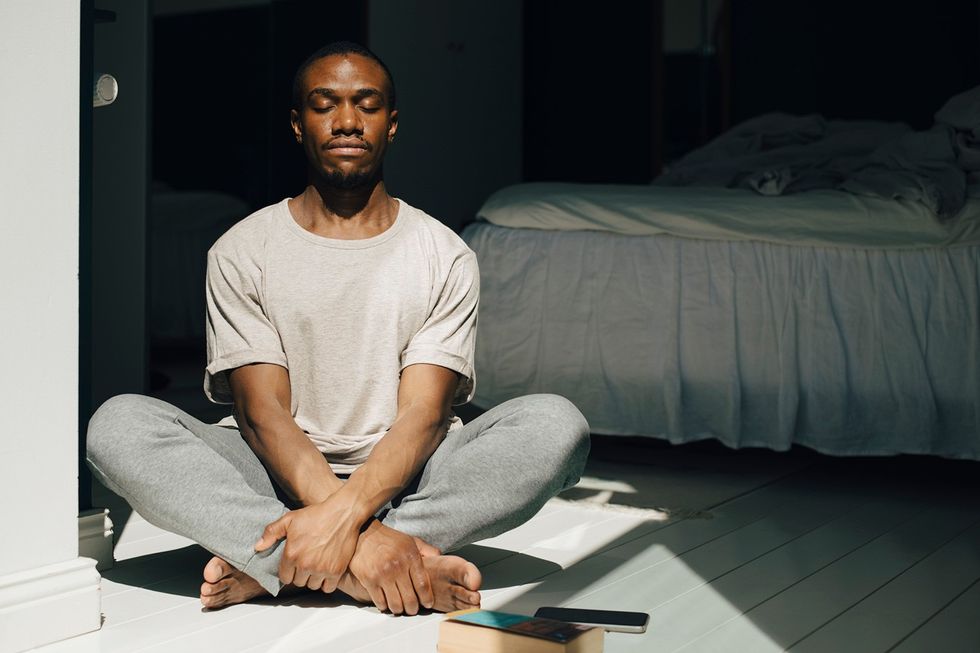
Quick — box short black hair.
[291,41,396,110]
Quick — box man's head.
[292,41,396,112]
[290,41,398,190]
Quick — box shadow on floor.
[454,545,563,590]
[102,544,212,599]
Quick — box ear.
[387,109,398,142]
[290,108,303,143]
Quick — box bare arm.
[332,362,459,524]
[235,362,363,593]
[325,362,459,614]
[228,362,343,506]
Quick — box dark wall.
[154,6,270,206]
[153,0,368,209]
[731,0,980,128]
[523,1,661,183]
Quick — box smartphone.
[534,606,650,633]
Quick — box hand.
[347,520,435,615]
[255,497,362,593]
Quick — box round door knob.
[93,73,118,107]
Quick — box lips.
[326,138,369,151]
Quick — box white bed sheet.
[478,183,980,249]
[462,222,980,459]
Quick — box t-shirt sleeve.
[400,250,479,404]
[204,248,287,404]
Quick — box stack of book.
[438,609,604,652]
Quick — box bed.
[461,93,980,460]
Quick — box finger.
[409,561,434,610]
[395,573,420,616]
[255,515,289,551]
[306,574,325,592]
[293,569,311,589]
[320,572,341,594]
[364,582,388,612]
[382,582,404,615]
[278,557,296,586]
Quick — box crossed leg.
[86,393,589,612]
[199,537,481,612]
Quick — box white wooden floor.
[36,442,980,653]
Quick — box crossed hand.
[254,495,435,615]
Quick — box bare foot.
[200,541,482,613]
[200,556,268,609]
[337,552,482,613]
[413,537,441,558]
[423,554,483,612]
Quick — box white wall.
[0,0,81,577]
[369,0,523,232]
[0,1,100,650]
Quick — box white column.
[0,2,101,651]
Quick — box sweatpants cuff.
[242,546,284,596]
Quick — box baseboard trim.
[0,557,101,653]
[79,508,114,571]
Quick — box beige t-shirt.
[203,198,479,473]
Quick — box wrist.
[304,475,345,506]
[328,482,376,527]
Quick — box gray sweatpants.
[86,393,589,595]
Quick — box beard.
[321,167,378,190]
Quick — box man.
[87,41,589,615]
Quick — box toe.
[203,557,230,583]
[451,585,480,607]
[462,566,482,591]
[200,591,225,609]
[201,579,229,597]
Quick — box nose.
[333,101,363,134]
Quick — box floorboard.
[499,468,856,617]
[680,499,980,652]
[889,577,980,653]
[791,521,980,653]
[649,496,913,652]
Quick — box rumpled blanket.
[655,86,980,219]
[936,85,980,197]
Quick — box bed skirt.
[463,222,980,460]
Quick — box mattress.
[462,215,980,459]
[477,183,980,249]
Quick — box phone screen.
[534,607,649,633]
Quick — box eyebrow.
[308,87,386,102]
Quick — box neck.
[290,173,398,239]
